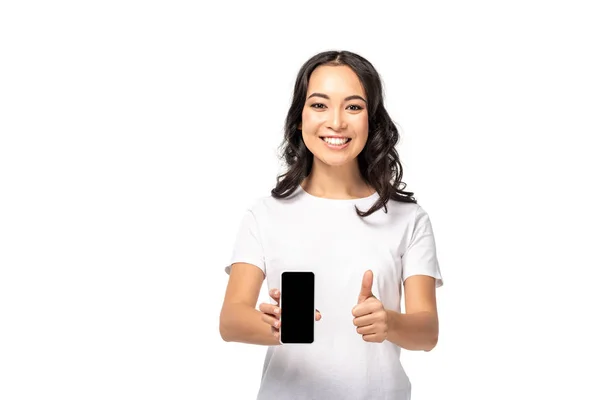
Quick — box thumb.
[358,270,374,303]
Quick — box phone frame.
[278,270,315,345]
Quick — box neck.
[301,160,374,199]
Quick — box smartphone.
[279,271,315,344]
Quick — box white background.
[1,1,599,399]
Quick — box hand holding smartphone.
[259,271,320,344]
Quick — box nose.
[327,108,347,131]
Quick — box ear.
[297,122,302,130]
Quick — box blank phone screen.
[280,271,314,344]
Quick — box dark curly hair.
[271,50,417,217]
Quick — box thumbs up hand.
[352,270,389,343]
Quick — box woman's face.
[300,65,368,167]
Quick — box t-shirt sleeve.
[401,205,443,288]
[224,209,266,276]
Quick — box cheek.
[360,116,369,132]
[301,110,320,130]
[355,118,369,141]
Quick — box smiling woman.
[272,50,416,214]
[220,50,443,400]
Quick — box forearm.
[220,303,280,346]
[385,310,438,351]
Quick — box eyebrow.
[307,92,367,104]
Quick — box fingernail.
[274,307,279,314]
[274,320,279,328]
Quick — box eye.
[348,104,363,111]
[310,103,325,109]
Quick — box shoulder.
[246,193,278,214]
[397,202,436,239]
[384,198,421,220]
[247,187,305,213]
[387,199,434,219]
[380,200,437,238]
[241,190,296,222]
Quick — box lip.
[320,136,351,150]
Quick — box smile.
[320,136,351,149]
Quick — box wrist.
[385,309,399,335]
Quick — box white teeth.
[322,137,349,145]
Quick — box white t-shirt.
[225,185,443,400]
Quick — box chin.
[315,154,355,167]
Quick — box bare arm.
[219,263,280,346]
[385,275,439,351]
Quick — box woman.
[219,50,443,400]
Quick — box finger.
[356,324,378,335]
[352,300,381,318]
[352,313,378,327]
[315,309,322,321]
[259,302,280,317]
[361,333,382,342]
[269,288,280,303]
[358,270,374,303]
[261,313,280,330]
